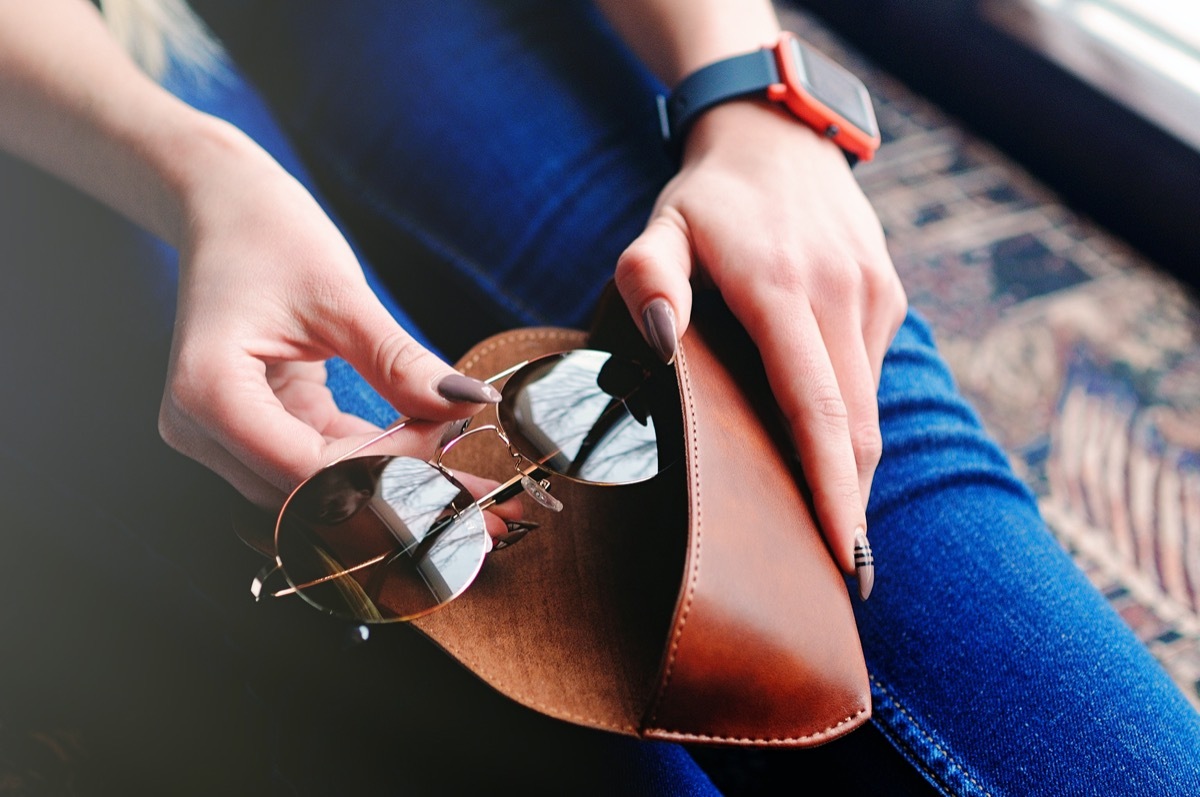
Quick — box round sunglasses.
[252,349,676,623]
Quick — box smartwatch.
[657,32,881,164]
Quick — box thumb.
[614,210,695,364]
[335,295,500,420]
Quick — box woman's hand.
[158,120,499,508]
[615,101,907,587]
[0,2,495,509]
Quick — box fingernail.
[438,419,470,448]
[642,298,678,364]
[492,520,540,551]
[854,528,875,601]
[436,373,502,404]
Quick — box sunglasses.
[251,349,677,623]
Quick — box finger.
[159,403,291,509]
[861,266,908,386]
[333,296,500,420]
[726,286,867,576]
[818,303,883,507]
[266,361,384,439]
[614,209,695,364]
[163,347,331,491]
[453,472,525,523]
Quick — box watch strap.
[657,48,779,146]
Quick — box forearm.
[0,0,255,246]
[592,0,780,87]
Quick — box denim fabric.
[2,0,1197,793]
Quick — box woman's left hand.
[614,100,907,584]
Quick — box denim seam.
[305,144,549,327]
[870,674,994,797]
[493,132,624,275]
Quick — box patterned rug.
[780,7,1200,709]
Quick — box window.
[983,0,1200,150]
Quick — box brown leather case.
[411,293,871,746]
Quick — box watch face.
[790,39,879,139]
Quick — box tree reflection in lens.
[281,456,488,619]
[501,350,661,484]
[370,458,487,608]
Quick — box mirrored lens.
[499,349,666,485]
[276,455,488,622]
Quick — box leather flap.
[635,300,871,745]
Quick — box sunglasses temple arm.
[255,473,539,601]
[260,455,547,602]
[482,360,528,386]
[253,550,398,600]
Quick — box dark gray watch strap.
[657,48,779,146]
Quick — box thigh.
[191,0,674,354]
[857,313,1200,796]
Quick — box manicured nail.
[854,528,875,601]
[438,419,470,448]
[436,373,502,404]
[492,520,540,551]
[642,298,678,364]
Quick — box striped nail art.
[854,529,875,601]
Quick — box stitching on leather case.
[458,328,583,374]
[648,705,871,745]
[640,345,867,745]
[645,348,702,727]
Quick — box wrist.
[151,111,286,244]
[659,31,880,163]
[662,13,780,86]
[682,99,846,167]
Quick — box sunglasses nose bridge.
[435,422,511,467]
[436,422,561,511]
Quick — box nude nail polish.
[492,520,540,551]
[642,298,678,364]
[436,373,502,404]
[854,529,875,601]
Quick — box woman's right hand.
[157,119,498,508]
[0,2,494,510]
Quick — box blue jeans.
[2,0,1197,793]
